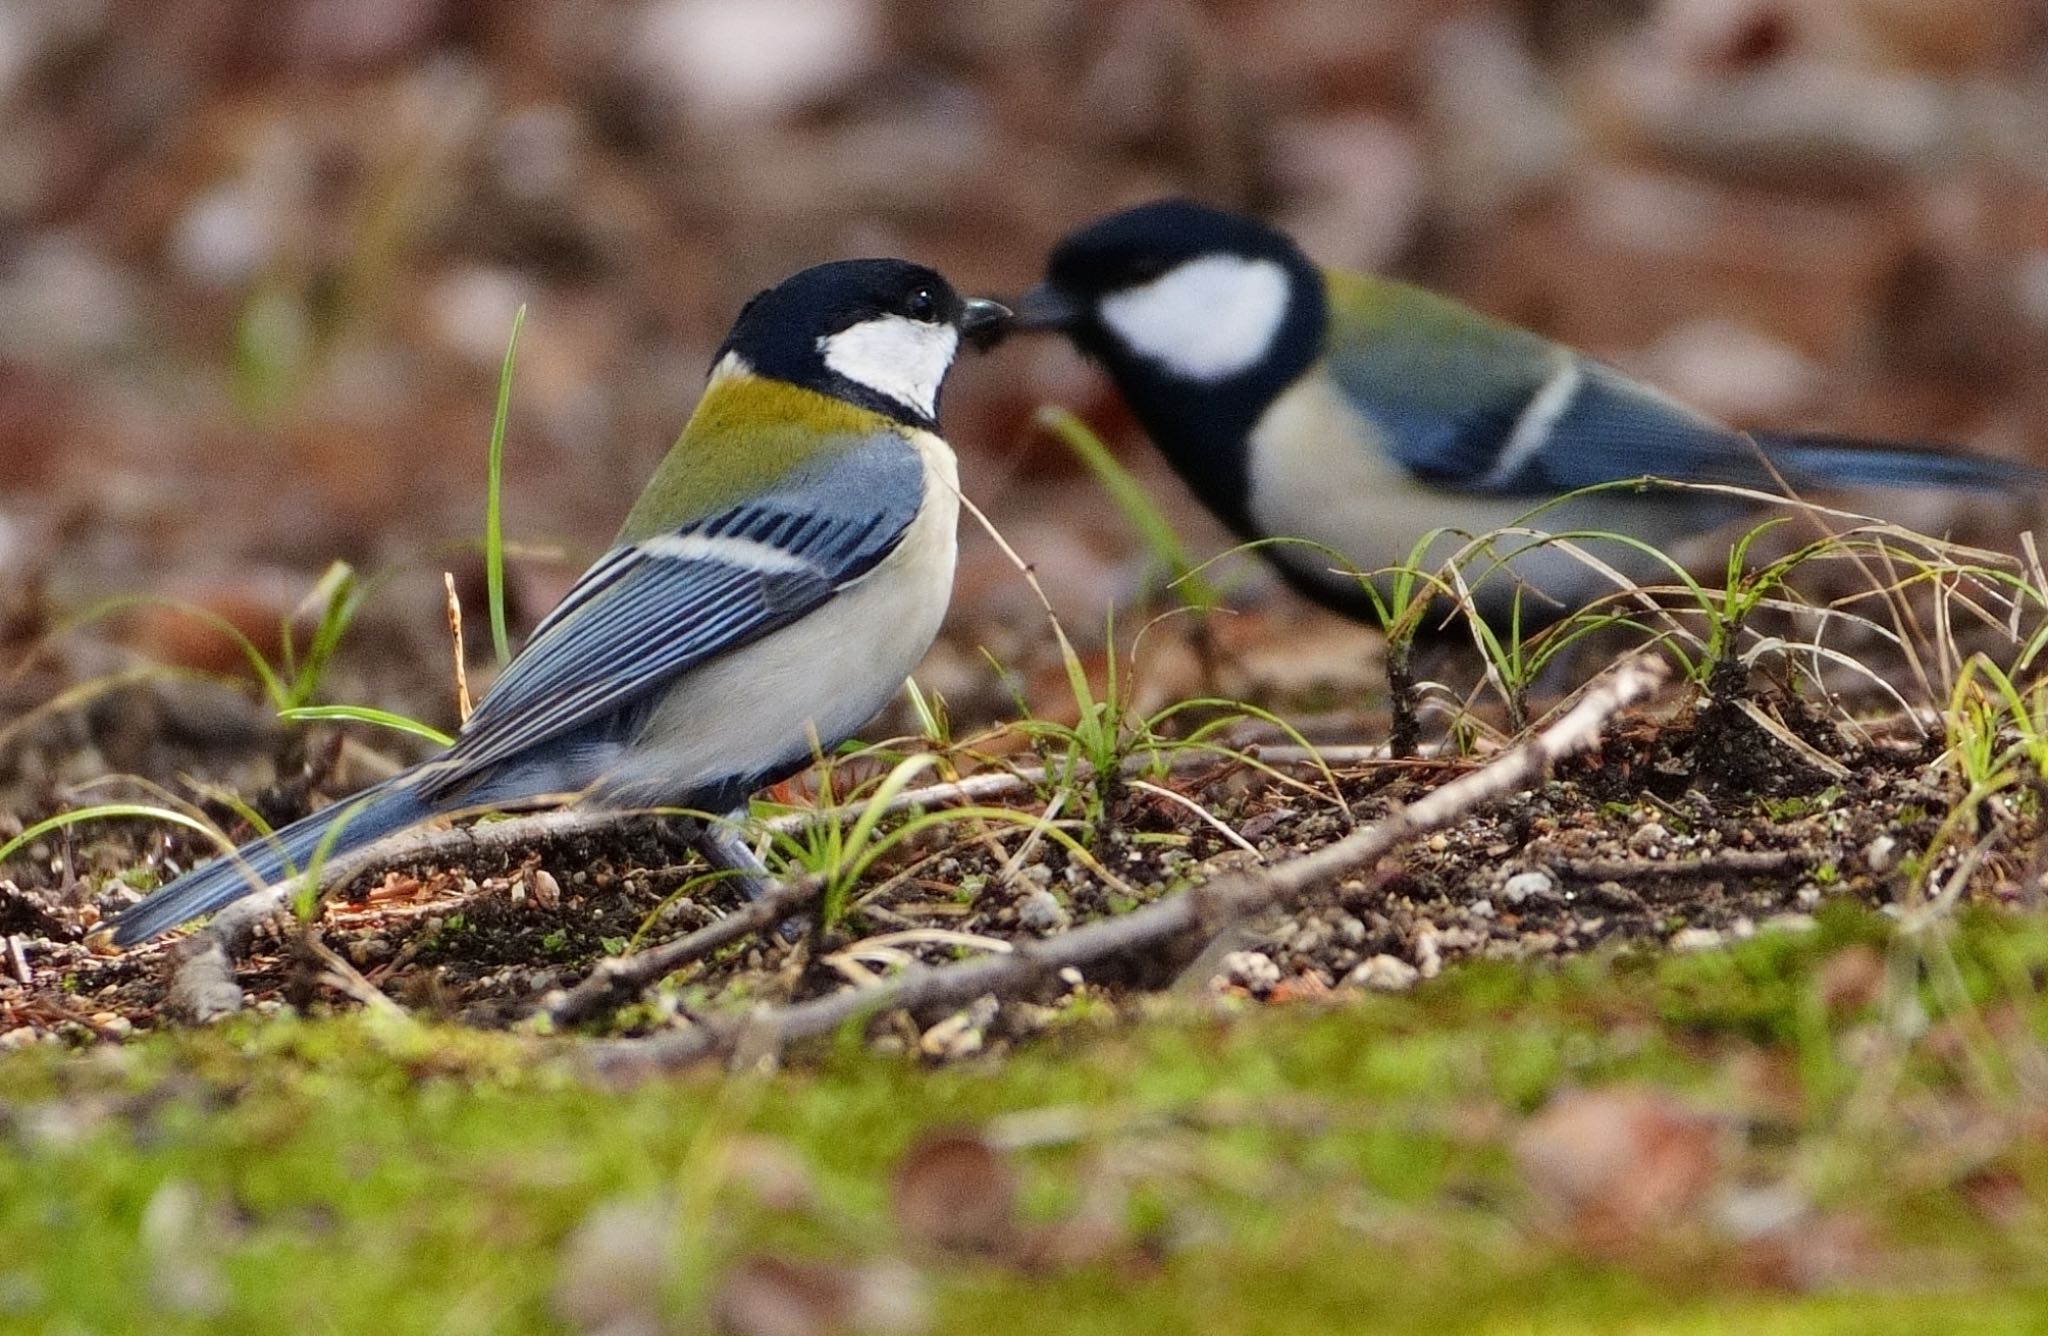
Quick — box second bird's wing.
[1321,274,2044,501]
[415,431,926,797]
[1320,273,1792,497]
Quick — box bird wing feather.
[416,429,925,796]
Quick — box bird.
[109,260,1010,946]
[1012,198,2042,628]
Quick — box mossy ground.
[4,906,2044,1334]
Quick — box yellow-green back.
[614,370,903,544]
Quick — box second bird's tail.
[1757,431,2048,494]
[109,778,436,946]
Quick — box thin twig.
[539,876,822,1027]
[3,935,29,986]
[300,929,408,1017]
[443,571,473,724]
[1129,778,1263,860]
[588,656,1668,1077]
[1545,848,1814,882]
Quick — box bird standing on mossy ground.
[110,261,1010,946]
[1013,198,2044,628]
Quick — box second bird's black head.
[719,259,1011,431]
[1015,200,1327,529]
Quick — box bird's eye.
[906,288,938,321]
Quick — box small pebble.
[1628,821,1670,855]
[1336,915,1366,945]
[1865,835,1898,875]
[1221,951,1280,992]
[1469,897,1496,919]
[1670,926,1724,951]
[1016,888,1069,934]
[1762,912,1817,934]
[1414,930,1443,979]
[1287,921,1328,955]
[1501,870,1554,904]
[1345,954,1420,991]
[532,869,561,908]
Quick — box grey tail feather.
[109,779,434,946]
[1755,431,2048,493]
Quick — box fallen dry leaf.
[1816,943,1887,1015]
[551,1196,674,1336]
[889,1128,1019,1256]
[712,1255,927,1336]
[1516,1085,1724,1252]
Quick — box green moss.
[2,909,2044,1333]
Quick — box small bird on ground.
[110,261,1010,946]
[1013,198,2042,627]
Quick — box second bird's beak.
[958,296,1014,352]
[1011,283,1082,333]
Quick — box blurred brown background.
[5,0,2048,731]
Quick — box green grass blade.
[277,705,455,748]
[0,804,232,870]
[486,304,528,666]
[1036,406,1220,611]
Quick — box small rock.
[1346,954,1420,991]
[532,869,561,909]
[1670,926,1724,952]
[1587,881,1644,912]
[1221,951,1281,993]
[1414,930,1443,979]
[1336,914,1366,945]
[1469,897,1496,919]
[1016,888,1068,934]
[919,996,998,1060]
[554,1198,675,1336]
[1627,821,1671,856]
[1762,912,1817,934]
[1286,920,1328,955]
[1864,835,1898,875]
[1502,870,1555,904]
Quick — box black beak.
[1012,282,1083,333]
[957,296,1013,352]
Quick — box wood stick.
[587,656,1668,1078]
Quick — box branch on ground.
[586,656,1672,1079]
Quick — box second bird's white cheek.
[1098,255,1291,383]
[818,316,960,420]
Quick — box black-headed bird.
[1014,198,2041,627]
[110,261,1010,946]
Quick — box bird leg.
[1384,636,1421,760]
[685,811,810,942]
[685,813,777,902]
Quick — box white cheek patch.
[1098,255,1291,382]
[818,315,960,420]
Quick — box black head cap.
[1040,199,1311,308]
[718,259,1010,429]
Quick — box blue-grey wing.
[1323,333,1774,497]
[417,432,925,797]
